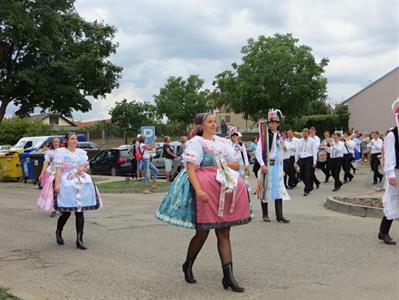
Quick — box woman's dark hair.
[131,137,137,144]
[252,136,258,143]
[188,112,212,139]
[63,132,77,148]
[138,135,146,144]
[49,137,60,150]
[164,136,170,143]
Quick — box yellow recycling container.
[0,149,24,179]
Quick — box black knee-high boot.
[222,262,244,292]
[56,212,71,245]
[378,216,396,245]
[261,202,270,222]
[183,230,209,283]
[275,199,290,223]
[75,212,87,250]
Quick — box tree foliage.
[0,117,53,145]
[109,99,156,139]
[154,75,212,127]
[0,0,122,123]
[213,33,329,121]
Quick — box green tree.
[213,33,329,121]
[0,0,122,123]
[0,117,53,145]
[109,99,156,143]
[154,75,212,128]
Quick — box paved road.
[0,165,398,300]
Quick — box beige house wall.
[42,116,74,127]
[346,67,399,134]
[215,112,258,132]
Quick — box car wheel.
[111,167,116,176]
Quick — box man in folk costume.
[377,98,399,245]
[256,109,290,223]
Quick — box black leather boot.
[275,199,290,223]
[182,260,197,283]
[222,262,244,292]
[378,233,397,245]
[261,202,270,222]
[55,229,64,245]
[76,232,87,250]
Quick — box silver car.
[151,142,183,178]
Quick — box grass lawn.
[96,180,171,191]
[0,287,21,300]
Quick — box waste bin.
[0,149,24,180]
[20,149,35,183]
[29,151,45,186]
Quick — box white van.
[12,136,52,150]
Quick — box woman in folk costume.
[53,132,102,250]
[377,98,399,245]
[156,113,251,292]
[229,126,251,190]
[37,137,61,217]
[256,109,290,223]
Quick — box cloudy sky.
[7,0,399,121]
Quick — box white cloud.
[5,0,399,121]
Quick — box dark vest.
[390,127,399,169]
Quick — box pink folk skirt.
[37,175,55,212]
[195,166,251,229]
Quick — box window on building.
[49,115,59,125]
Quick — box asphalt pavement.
[0,164,398,300]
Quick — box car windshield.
[13,140,27,148]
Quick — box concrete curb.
[325,196,383,218]
[98,188,169,194]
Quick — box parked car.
[151,141,183,178]
[78,141,102,150]
[0,145,12,151]
[89,146,131,176]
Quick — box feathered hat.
[267,108,284,123]
[228,126,242,137]
[391,98,399,133]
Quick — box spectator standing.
[163,136,177,182]
[138,135,159,194]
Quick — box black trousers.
[253,160,260,178]
[342,154,354,182]
[371,153,383,183]
[329,157,343,189]
[317,154,331,181]
[299,157,314,193]
[283,156,297,188]
[130,158,137,179]
[261,199,284,218]
[379,216,394,235]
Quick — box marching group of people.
[34,100,399,293]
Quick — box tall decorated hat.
[267,108,284,123]
[392,97,399,132]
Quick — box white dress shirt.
[282,139,290,160]
[329,141,345,158]
[343,139,356,155]
[311,135,321,150]
[256,131,278,167]
[369,138,383,154]
[384,132,396,179]
[295,137,317,164]
[285,137,298,157]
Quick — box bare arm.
[228,161,240,171]
[186,162,208,203]
[39,161,49,179]
[54,167,62,193]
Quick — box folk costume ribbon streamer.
[215,153,239,217]
[257,121,269,202]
